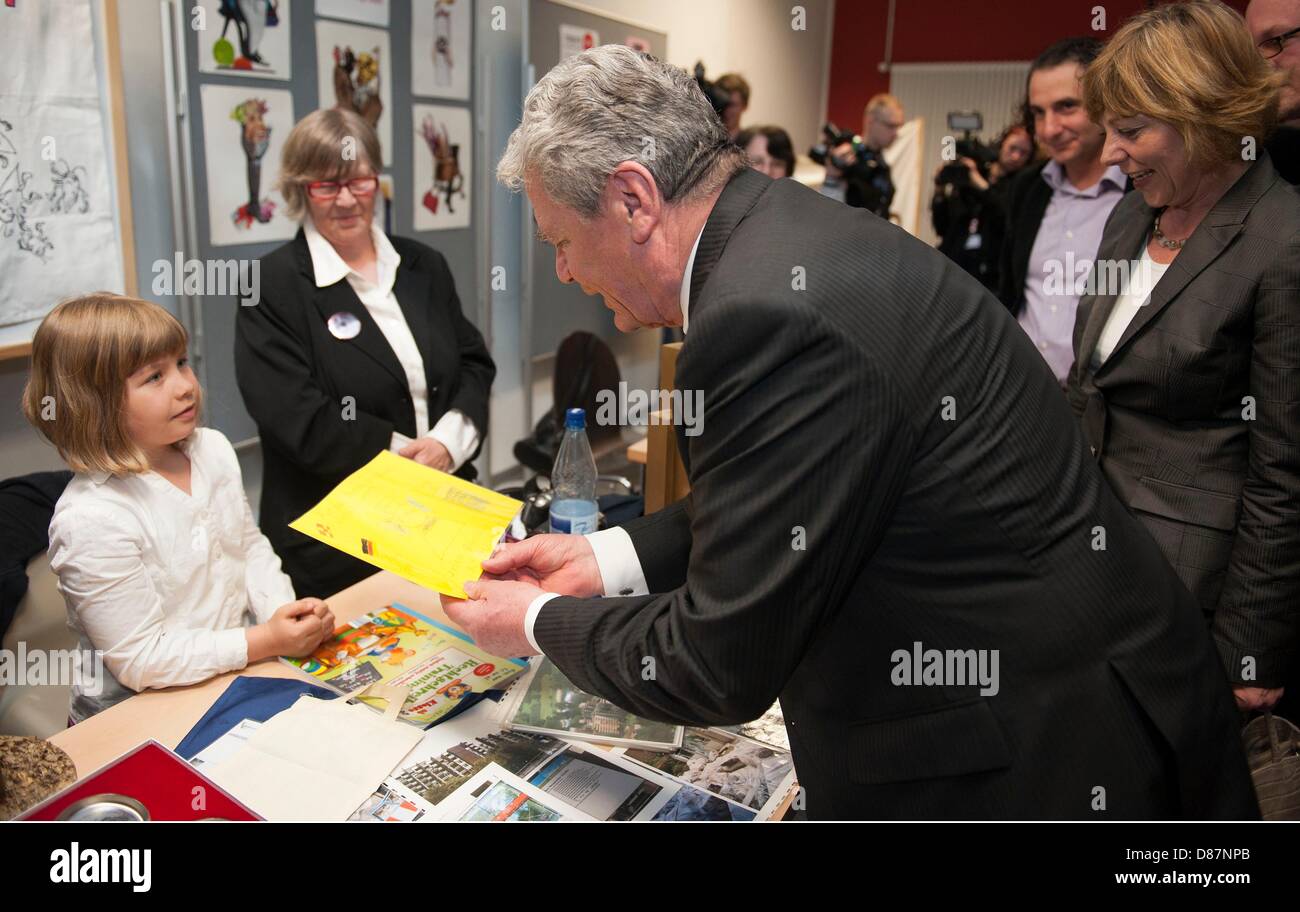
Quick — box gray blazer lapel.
[1098,157,1275,369]
[1077,200,1152,372]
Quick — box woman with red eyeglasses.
[235,108,495,598]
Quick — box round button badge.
[327,311,362,340]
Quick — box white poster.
[316,19,393,166]
[413,104,471,232]
[412,0,471,101]
[195,0,292,81]
[316,0,390,26]
[559,24,600,60]
[883,117,923,237]
[199,84,297,247]
[0,0,124,328]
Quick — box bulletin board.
[524,0,667,360]
[169,0,481,444]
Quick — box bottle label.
[551,510,598,535]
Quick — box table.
[48,571,444,778]
[48,570,797,820]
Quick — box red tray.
[19,740,261,821]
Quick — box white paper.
[412,0,471,101]
[202,695,423,821]
[189,719,262,769]
[198,84,297,247]
[316,19,393,167]
[195,0,292,81]
[0,0,124,328]
[412,104,471,231]
[429,762,596,822]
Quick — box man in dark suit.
[447,45,1257,819]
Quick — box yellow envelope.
[289,451,522,598]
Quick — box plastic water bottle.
[549,408,599,535]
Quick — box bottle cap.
[564,408,586,430]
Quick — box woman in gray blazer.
[1068,0,1300,714]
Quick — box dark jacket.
[533,168,1256,820]
[0,471,73,641]
[1068,154,1300,688]
[235,230,494,598]
[932,173,1012,292]
[997,160,1053,315]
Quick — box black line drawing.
[0,117,95,263]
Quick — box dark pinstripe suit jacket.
[535,168,1256,819]
[1067,155,1300,689]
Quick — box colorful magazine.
[282,603,526,726]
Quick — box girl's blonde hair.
[22,293,201,476]
[1083,0,1282,168]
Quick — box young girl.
[22,294,336,723]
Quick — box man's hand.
[480,534,605,598]
[443,579,544,658]
[400,437,453,471]
[1233,685,1284,712]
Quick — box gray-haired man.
[444,46,1256,820]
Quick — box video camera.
[808,122,870,178]
[693,62,732,120]
[938,112,998,187]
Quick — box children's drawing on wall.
[412,104,470,231]
[412,0,471,101]
[233,99,273,228]
[0,0,124,329]
[198,0,291,80]
[316,19,392,165]
[199,84,296,247]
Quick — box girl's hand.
[249,599,335,661]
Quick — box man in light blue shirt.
[1001,38,1128,385]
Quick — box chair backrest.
[0,551,76,738]
[552,331,624,450]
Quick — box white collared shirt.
[303,217,480,470]
[47,428,297,722]
[520,225,705,651]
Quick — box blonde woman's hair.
[278,108,383,220]
[22,293,200,476]
[1083,0,1282,168]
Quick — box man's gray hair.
[497,45,747,215]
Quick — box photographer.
[931,124,1034,290]
[815,94,903,218]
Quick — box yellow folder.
[289,451,522,598]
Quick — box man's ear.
[608,161,661,244]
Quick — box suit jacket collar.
[688,168,772,318]
[1089,154,1278,372]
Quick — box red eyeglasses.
[305,176,380,199]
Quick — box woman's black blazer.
[235,229,495,598]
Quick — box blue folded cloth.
[176,673,507,760]
[175,676,338,759]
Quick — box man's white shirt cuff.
[524,592,562,654]
[523,527,649,654]
[587,526,650,597]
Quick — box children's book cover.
[283,603,525,726]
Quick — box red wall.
[826,0,1252,131]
